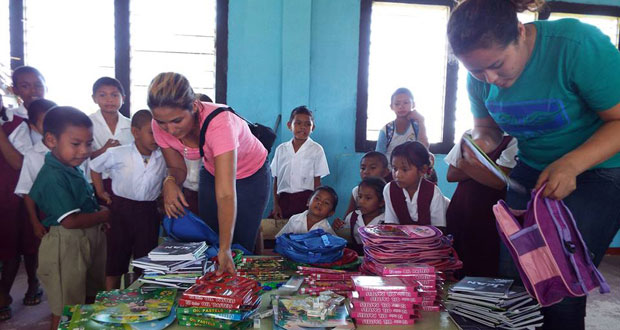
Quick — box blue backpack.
[162,209,251,255]
[274,229,347,264]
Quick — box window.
[548,12,620,47]
[453,12,538,143]
[129,0,217,112]
[1,1,10,77]
[23,0,115,114]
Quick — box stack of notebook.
[349,276,422,326]
[445,277,543,329]
[177,272,261,328]
[132,241,210,289]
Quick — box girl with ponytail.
[448,1,620,329]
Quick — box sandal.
[23,288,43,306]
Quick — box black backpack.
[199,107,277,158]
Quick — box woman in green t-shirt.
[447,1,620,329]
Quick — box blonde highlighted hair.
[147,72,195,111]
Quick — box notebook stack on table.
[445,277,543,330]
[132,241,210,289]
[177,272,261,329]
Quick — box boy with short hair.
[29,106,109,330]
[90,110,167,290]
[270,106,330,219]
[276,186,338,237]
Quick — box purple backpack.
[492,186,610,307]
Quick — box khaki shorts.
[37,224,106,316]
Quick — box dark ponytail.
[448,0,546,55]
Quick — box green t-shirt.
[30,152,99,227]
[468,19,620,171]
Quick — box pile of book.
[177,272,261,328]
[348,276,422,326]
[132,241,210,289]
[445,277,543,329]
[297,266,359,295]
[361,262,442,311]
[359,224,462,273]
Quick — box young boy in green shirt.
[29,106,109,330]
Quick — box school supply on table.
[445,277,542,329]
[177,272,261,328]
[462,134,525,194]
[348,276,423,325]
[297,267,359,296]
[148,240,208,261]
[199,106,277,155]
[58,304,178,330]
[274,229,348,264]
[493,185,610,307]
[236,256,291,282]
[272,292,354,330]
[358,224,462,272]
[91,288,176,324]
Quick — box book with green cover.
[177,314,252,329]
[58,304,177,330]
[91,288,176,324]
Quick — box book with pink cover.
[350,300,413,311]
[354,318,416,325]
[350,292,422,304]
[352,276,417,293]
[374,262,435,275]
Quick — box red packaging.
[354,318,415,325]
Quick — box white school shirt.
[270,138,330,194]
[378,123,417,163]
[14,104,28,119]
[89,110,134,150]
[89,143,167,201]
[8,121,41,155]
[444,131,518,169]
[275,210,336,237]
[14,140,89,196]
[383,181,449,227]
[351,186,359,205]
[183,158,201,192]
[342,210,393,244]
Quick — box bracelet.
[163,175,176,186]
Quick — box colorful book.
[354,318,415,325]
[177,315,252,329]
[91,288,176,324]
[352,276,417,293]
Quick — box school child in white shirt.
[8,66,48,156]
[90,110,167,290]
[341,151,390,217]
[335,177,396,254]
[14,99,60,239]
[276,186,338,237]
[270,106,329,219]
[89,77,133,159]
[383,141,449,229]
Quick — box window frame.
[356,0,456,155]
[543,1,620,50]
[8,0,228,117]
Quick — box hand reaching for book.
[216,249,236,275]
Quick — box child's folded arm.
[60,207,110,229]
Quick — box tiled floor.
[1,255,619,330]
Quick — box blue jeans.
[501,161,620,330]
[198,160,271,252]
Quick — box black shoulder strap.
[199,106,233,158]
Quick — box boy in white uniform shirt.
[276,186,338,237]
[270,106,329,219]
[90,110,166,290]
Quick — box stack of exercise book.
[296,266,360,295]
[349,276,423,326]
[358,224,462,273]
[132,241,210,289]
[177,272,261,329]
[445,277,543,329]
